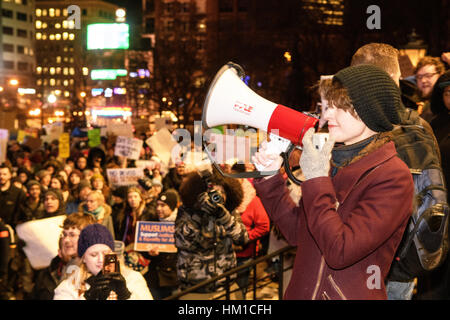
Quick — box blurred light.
[47,94,57,103]
[113,87,127,95]
[80,91,86,98]
[284,51,292,62]
[9,79,19,86]
[91,88,104,96]
[104,88,113,98]
[18,88,36,94]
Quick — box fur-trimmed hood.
[179,169,243,212]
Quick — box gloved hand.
[105,273,131,300]
[84,273,112,300]
[299,128,335,180]
[197,192,224,216]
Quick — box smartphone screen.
[103,253,120,274]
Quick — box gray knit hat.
[333,64,401,132]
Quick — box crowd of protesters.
[0,46,449,301]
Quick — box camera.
[138,168,153,191]
[208,189,224,205]
[103,253,120,274]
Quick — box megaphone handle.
[282,144,304,186]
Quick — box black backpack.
[388,110,449,282]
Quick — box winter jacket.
[0,184,27,227]
[254,140,414,300]
[175,205,249,293]
[53,264,153,300]
[235,179,270,258]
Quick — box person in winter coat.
[231,172,270,299]
[145,189,180,299]
[252,65,414,300]
[54,223,152,300]
[32,213,96,299]
[78,191,115,239]
[175,169,249,299]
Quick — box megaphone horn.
[202,62,318,146]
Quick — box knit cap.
[26,179,41,190]
[77,223,115,258]
[333,64,401,132]
[157,189,179,211]
[44,188,64,204]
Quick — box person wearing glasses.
[414,56,446,122]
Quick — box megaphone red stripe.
[268,104,318,145]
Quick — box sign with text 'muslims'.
[134,221,177,253]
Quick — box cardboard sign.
[15,215,67,269]
[114,136,143,160]
[88,128,101,148]
[106,167,144,187]
[0,129,8,163]
[134,221,177,253]
[58,132,70,159]
[106,121,133,138]
[146,128,178,166]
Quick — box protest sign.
[88,128,101,147]
[0,129,8,163]
[114,136,143,160]
[134,221,177,253]
[106,167,144,187]
[15,215,67,269]
[146,128,178,166]
[106,121,133,138]
[58,132,70,159]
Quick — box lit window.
[50,67,55,75]
[36,9,42,17]
[42,34,47,40]
[37,79,42,86]
[69,67,75,75]
[49,8,55,17]
[42,22,47,29]
[50,79,56,86]
[63,80,69,86]
[36,20,42,29]
[63,9,68,16]
[56,67,61,74]
[55,33,61,40]
[49,34,55,40]
[68,20,75,29]
[62,32,68,40]
[36,66,42,74]
[42,9,47,16]
[36,32,42,40]
[69,79,74,85]
[56,56,61,63]
[55,9,61,16]
[62,21,68,29]
[55,23,61,29]
[82,67,89,76]
[69,33,75,40]
[64,91,70,97]
[63,67,68,75]
[43,67,48,74]
[69,57,74,63]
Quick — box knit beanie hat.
[77,223,115,258]
[26,179,41,190]
[157,189,179,211]
[45,188,64,204]
[91,173,105,183]
[333,64,401,132]
[78,179,92,192]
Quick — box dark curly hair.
[179,168,243,212]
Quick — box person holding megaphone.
[252,64,414,300]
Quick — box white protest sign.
[146,128,178,167]
[114,136,144,160]
[106,121,133,138]
[15,215,67,270]
[106,167,144,187]
[0,129,8,163]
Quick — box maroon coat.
[254,141,414,300]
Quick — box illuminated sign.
[91,106,132,117]
[87,23,129,50]
[91,69,127,80]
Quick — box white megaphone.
[202,62,323,184]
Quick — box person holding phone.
[54,224,152,300]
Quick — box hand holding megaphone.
[251,139,284,173]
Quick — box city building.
[0,0,37,129]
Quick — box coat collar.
[332,141,398,205]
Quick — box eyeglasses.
[416,72,438,81]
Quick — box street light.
[47,94,57,104]
[399,29,427,68]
